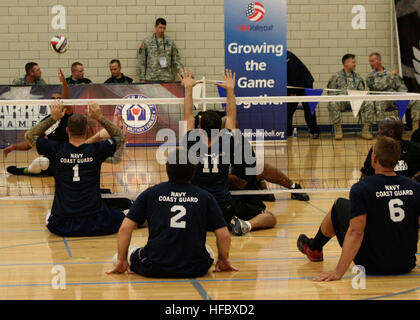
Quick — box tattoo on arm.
[24,117,56,148]
[97,115,126,149]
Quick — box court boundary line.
[62,237,72,258]
[189,279,212,300]
[363,286,420,300]
[306,201,328,215]
[0,273,419,289]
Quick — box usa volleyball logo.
[246,2,265,22]
[116,94,157,134]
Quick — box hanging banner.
[394,0,420,93]
[0,83,185,146]
[224,0,287,140]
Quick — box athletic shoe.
[297,234,323,262]
[6,166,50,176]
[7,166,28,175]
[290,183,310,201]
[230,216,251,236]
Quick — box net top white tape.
[1,92,420,107]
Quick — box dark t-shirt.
[287,50,314,95]
[66,77,92,85]
[104,74,133,84]
[36,137,117,217]
[349,174,420,274]
[411,129,420,144]
[127,182,226,275]
[41,113,72,143]
[184,129,235,205]
[361,140,420,178]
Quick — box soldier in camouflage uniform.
[138,18,184,82]
[366,52,404,123]
[327,54,374,140]
[391,75,420,132]
[12,62,47,85]
[412,101,420,132]
[366,52,420,131]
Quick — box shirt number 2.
[170,205,186,229]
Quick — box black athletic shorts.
[330,197,351,247]
[329,197,404,274]
[102,197,133,211]
[129,248,213,278]
[219,197,265,225]
[46,206,125,237]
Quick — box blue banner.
[224,0,287,140]
[304,88,324,115]
[396,100,410,119]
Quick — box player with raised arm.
[24,101,127,236]
[180,68,276,236]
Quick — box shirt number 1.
[72,164,80,182]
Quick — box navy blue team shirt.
[127,182,226,275]
[36,137,117,217]
[361,140,420,178]
[349,174,420,274]
[41,112,72,143]
[184,129,235,205]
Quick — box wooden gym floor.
[0,134,419,300]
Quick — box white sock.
[245,221,252,231]
[28,157,49,174]
[45,210,51,225]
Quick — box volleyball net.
[1,90,419,200]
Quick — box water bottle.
[293,127,298,138]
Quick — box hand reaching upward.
[177,68,202,88]
[215,69,236,91]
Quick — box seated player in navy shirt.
[297,135,420,280]
[179,68,276,236]
[360,116,420,180]
[193,111,310,202]
[106,149,238,278]
[24,101,127,237]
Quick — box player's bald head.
[378,116,403,141]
